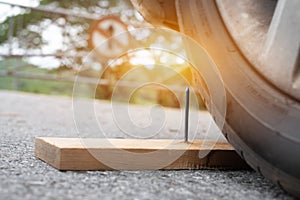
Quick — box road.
[0,90,294,199]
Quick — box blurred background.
[0,0,205,109]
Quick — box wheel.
[131,0,300,197]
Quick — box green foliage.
[0,1,206,109]
[0,0,133,45]
[0,12,42,45]
[0,63,94,97]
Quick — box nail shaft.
[185,87,190,143]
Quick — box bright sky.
[0,0,39,22]
[0,0,65,69]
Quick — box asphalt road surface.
[0,91,295,199]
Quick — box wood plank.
[35,137,249,171]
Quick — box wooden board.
[35,137,249,171]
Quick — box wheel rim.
[216,0,300,100]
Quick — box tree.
[0,0,136,69]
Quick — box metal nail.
[185,87,189,143]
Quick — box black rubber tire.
[179,0,300,197]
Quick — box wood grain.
[35,137,249,171]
